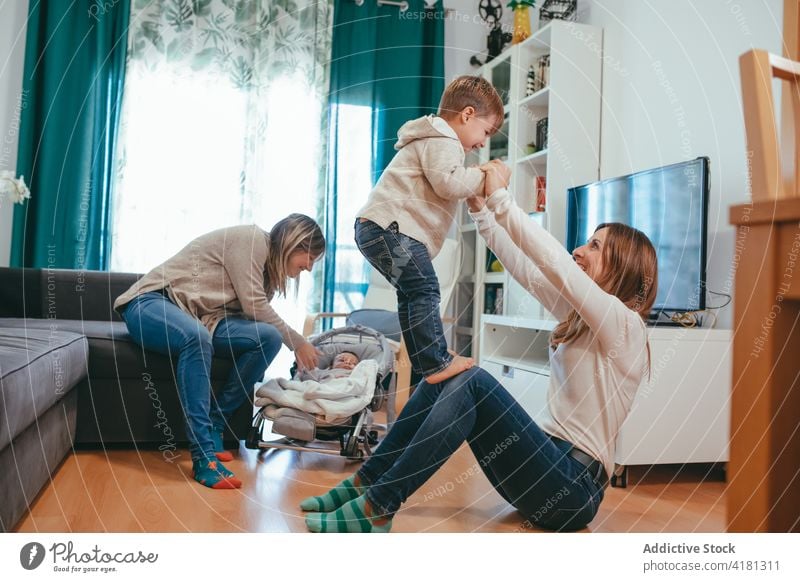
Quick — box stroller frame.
[245,325,397,460]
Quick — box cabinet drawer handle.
[502,365,514,379]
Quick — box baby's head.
[438,75,504,153]
[332,351,359,371]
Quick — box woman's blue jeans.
[357,367,605,531]
[121,292,282,461]
[354,219,452,377]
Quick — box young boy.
[355,75,505,385]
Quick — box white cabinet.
[482,359,550,420]
[479,317,732,486]
[615,328,732,467]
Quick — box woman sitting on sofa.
[114,214,325,489]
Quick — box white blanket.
[254,359,378,422]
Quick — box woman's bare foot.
[425,355,475,384]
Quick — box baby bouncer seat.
[245,324,396,460]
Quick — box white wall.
[584,0,783,329]
[444,0,514,80]
[445,0,784,329]
[0,0,29,266]
[1,2,784,323]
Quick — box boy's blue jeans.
[121,292,282,461]
[357,367,605,531]
[354,219,452,377]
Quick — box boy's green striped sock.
[305,495,392,533]
[299,475,365,512]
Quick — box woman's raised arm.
[485,188,637,347]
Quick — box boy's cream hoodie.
[356,115,485,257]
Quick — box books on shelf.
[484,284,504,315]
[535,176,547,212]
[536,54,550,92]
[526,54,550,96]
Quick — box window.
[328,103,374,313]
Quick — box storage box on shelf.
[457,20,603,360]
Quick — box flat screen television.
[565,157,710,318]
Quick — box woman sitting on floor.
[299,161,657,532]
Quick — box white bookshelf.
[455,20,603,360]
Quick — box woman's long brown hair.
[263,213,325,299]
[551,222,658,348]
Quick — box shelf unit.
[455,20,603,360]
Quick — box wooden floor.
[15,442,727,533]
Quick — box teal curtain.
[11,0,130,269]
[323,0,445,312]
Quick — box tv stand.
[647,319,691,328]
[478,316,731,487]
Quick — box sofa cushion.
[39,269,142,322]
[0,267,142,321]
[0,327,87,450]
[0,319,233,380]
[0,389,77,532]
[0,268,41,318]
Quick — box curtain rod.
[352,1,447,13]
[378,0,409,11]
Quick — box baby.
[298,351,359,383]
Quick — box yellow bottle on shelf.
[508,1,536,44]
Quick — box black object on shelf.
[484,283,504,315]
[536,117,549,151]
[470,0,513,67]
[539,0,578,24]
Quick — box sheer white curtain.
[111,0,332,372]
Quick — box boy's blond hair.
[437,75,504,127]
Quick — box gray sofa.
[0,267,252,531]
[0,324,88,531]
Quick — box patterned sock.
[305,495,392,533]
[192,458,242,489]
[299,475,365,512]
[211,428,234,462]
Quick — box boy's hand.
[466,195,485,212]
[487,159,511,185]
[480,160,511,196]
